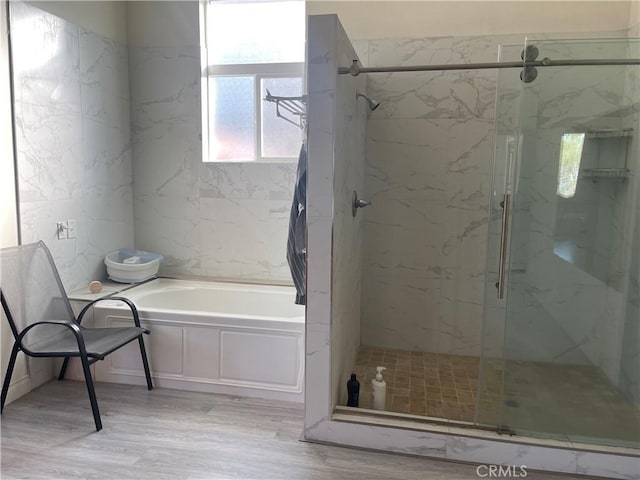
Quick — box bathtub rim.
[94,277,305,325]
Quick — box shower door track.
[338,58,640,75]
[334,405,500,434]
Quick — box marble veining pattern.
[11,2,133,292]
[80,28,130,128]
[331,25,367,406]
[361,34,640,365]
[9,1,81,113]
[500,41,640,395]
[14,101,84,203]
[305,15,340,430]
[305,15,639,478]
[361,36,496,356]
[129,40,296,282]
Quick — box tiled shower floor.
[352,345,640,446]
[486,359,640,445]
[352,346,480,422]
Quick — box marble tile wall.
[513,41,638,376]
[356,33,640,366]
[11,1,133,292]
[479,43,523,366]
[355,35,506,356]
[620,198,639,406]
[128,44,202,277]
[303,13,368,413]
[482,40,640,369]
[13,1,297,289]
[305,14,340,426]
[129,42,297,283]
[331,26,368,406]
[199,163,296,281]
[478,39,640,420]
[617,56,640,406]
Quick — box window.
[202,0,305,163]
[557,133,585,198]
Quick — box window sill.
[203,158,299,165]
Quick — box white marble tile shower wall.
[305,17,639,475]
[357,34,640,362]
[305,15,341,429]
[617,64,640,406]
[11,1,133,291]
[482,41,639,371]
[479,44,524,364]
[331,23,367,407]
[358,35,505,356]
[512,49,630,368]
[500,41,639,390]
[481,39,640,364]
[129,43,297,282]
[620,202,639,406]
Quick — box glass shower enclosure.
[333,30,639,451]
[481,38,640,448]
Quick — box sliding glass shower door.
[492,38,640,447]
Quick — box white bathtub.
[92,278,305,402]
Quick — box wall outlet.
[56,221,67,240]
[66,219,77,239]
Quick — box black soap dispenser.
[347,373,360,407]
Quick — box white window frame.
[200,2,305,164]
[556,132,585,198]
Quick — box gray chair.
[0,241,153,431]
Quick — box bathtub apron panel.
[92,279,305,403]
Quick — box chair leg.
[58,357,70,381]
[80,354,102,431]
[1,343,20,413]
[138,335,153,391]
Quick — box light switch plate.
[56,221,67,240]
[67,219,77,239]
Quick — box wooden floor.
[2,380,580,480]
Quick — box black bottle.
[347,373,360,407]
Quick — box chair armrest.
[17,320,88,357]
[77,296,146,332]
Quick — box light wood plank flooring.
[1,380,580,480]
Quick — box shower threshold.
[334,404,495,432]
[332,407,640,457]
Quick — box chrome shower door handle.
[352,190,371,217]
[496,193,511,299]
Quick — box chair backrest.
[0,241,76,350]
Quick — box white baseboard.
[3,374,31,406]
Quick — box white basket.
[105,249,163,284]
